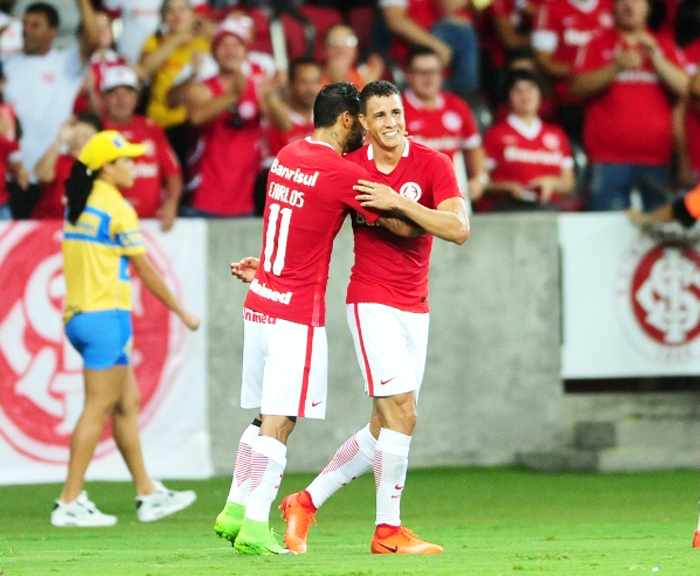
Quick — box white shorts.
[241,309,328,419]
[346,303,429,398]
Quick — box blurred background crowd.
[0,0,699,226]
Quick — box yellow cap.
[78,130,146,172]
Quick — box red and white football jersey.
[402,89,481,159]
[575,29,685,165]
[478,114,573,210]
[189,75,263,216]
[244,138,379,327]
[532,0,614,103]
[344,139,462,313]
[263,109,314,166]
[102,115,181,217]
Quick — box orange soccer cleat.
[371,524,443,555]
[279,491,317,554]
[693,530,700,548]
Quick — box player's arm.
[355,180,469,244]
[377,213,425,237]
[129,253,200,330]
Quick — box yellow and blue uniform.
[63,179,146,369]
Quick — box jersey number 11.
[263,203,292,276]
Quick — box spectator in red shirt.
[32,113,102,219]
[570,0,689,211]
[476,69,575,211]
[531,0,614,141]
[183,14,270,217]
[401,46,488,202]
[100,65,183,230]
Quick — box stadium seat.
[280,11,313,61]
[347,6,376,53]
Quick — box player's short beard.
[345,119,365,153]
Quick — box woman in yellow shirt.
[52,130,200,527]
[139,0,211,169]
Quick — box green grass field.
[2,467,700,575]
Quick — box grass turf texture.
[1,467,699,575]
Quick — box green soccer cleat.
[213,502,246,543]
[233,519,295,555]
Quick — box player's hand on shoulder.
[230,256,259,283]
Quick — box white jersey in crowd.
[4,45,86,175]
[102,0,206,64]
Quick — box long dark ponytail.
[65,160,98,225]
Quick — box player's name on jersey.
[250,278,293,304]
[268,181,305,208]
[269,158,320,187]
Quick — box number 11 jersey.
[244,138,380,327]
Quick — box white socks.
[307,424,377,508]
[374,428,411,527]
[244,435,287,522]
[226,422,260,505]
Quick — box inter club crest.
[615,232,700,364]
[399,182,422,202]
[0,222,182,464]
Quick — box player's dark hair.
[359,81,401,115]
[25,2,59,28]
[505,68,543,96]
[405,45,440,68]
[65,160,99,225]
[75,113,103,134]
[312,82,360,128]
[289,57,321,83]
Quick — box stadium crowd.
[0,0,699,222]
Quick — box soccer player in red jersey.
[212,82,415,556]
[279,81,469,555]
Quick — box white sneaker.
[51,491,117,527]
[136,480,197,522]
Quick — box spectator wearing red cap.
[476,69,575,212]
[182,14,270,217]
[570,0,689,211]
[99,66,182,230]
